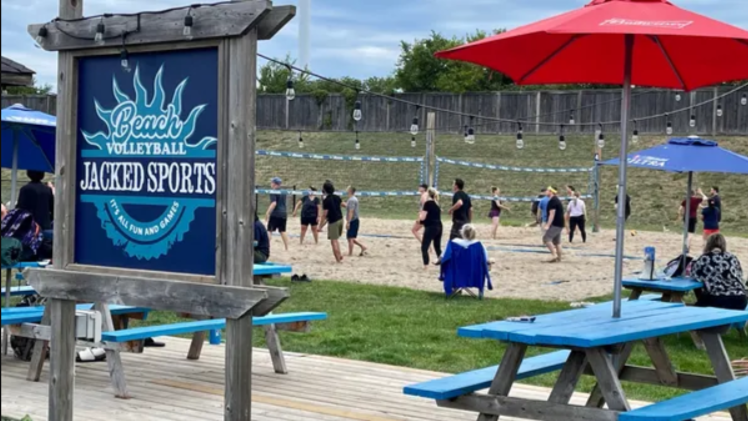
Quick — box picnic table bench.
[624,277,747,340]
[405,300,748,421]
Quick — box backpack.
[664,255,694,278]
[1,237,23,267]
[1,209,43,260]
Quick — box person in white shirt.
[566,191,587,243]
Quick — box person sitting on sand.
[439,224,493,297]
[691,233,746,311]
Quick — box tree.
[394,30,510,93]
[5,78,53,95]
[364,76,398,95]
[258,55,311,94]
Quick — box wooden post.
[535,91,542,133]
[426,112,436,187]
[222,23,258,420]
[46,1,83,419]
[712,87,719,136]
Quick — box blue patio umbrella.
[1,104,56,208]
[600,137,748,272]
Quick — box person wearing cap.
[293,186,321,245]
[542,186,565,263]
[265,177,290,251]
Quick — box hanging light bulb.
[632,120,639,144]
[465,117,476,144]
[597,132,605,149]
[717,105,723,117]
[120,49,130,72]
[689,115,696,128]
[355,131,360,150]
[463,125,469,143]
[298,132,304,149]
[675,93,682,102]
[558,125,567,151]
[285,78,295,101]
[516,122,524,149]
[666,116,673,135]
[353,100,362,122]
[594,123,602,143]
[410,116,419,136]
[569,111,575,125]
[95,19,106,45]
[411,136,416,148]
[742,94,747,106]
[183,13,194,40]
[35,25,48,46]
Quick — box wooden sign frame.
[26,1,295,420]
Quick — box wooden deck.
[1,337,731,421]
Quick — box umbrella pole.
[10,131,19,210]
[682,172,694,266]
[613,34,635,319]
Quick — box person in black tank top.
[489,187,511,240]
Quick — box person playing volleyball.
[411,184,429,242]
[489,186,511,240]
[293,186,321,245]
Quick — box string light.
[411,136,416,148]
[94,18,106,45]
[516,122,524,150]
[353,99,363,122]
[569,111,575,125]
[742,94,747,106]
[463,125,469,143]
[594,123,602,143]
[558,125,567,151]
[298,131,304,149]
[597,130,605,149]
[410,106,420,136]
[354,131,360,150]
[666,113,673,135]
[285,66,296,101]
[675,93,682,102]
[183,8,194,40]
[119,33,130,73]
[689,114,696,128]
[632,120,639,144]
[35,25,48,45]
[465,116,476,144]
[717,104,723,117]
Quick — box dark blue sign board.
[75,48,218,275]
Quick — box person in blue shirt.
[254,213,270,264]
[701,198,721,240]
[538,190,551,234]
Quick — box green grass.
[136,278,748,404]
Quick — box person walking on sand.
[566,191,587,243]
[489,186,511,240]
[419,188,443,270]
[543,187,565,263]
[293,186,321,245]
[318,181,344,263]
[448,178,472,240]
[344,186,368,257]
[265,177,290,251]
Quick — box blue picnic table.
[623,276,703,302]
[406,300,748,421]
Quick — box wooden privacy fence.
[4,86,748,135]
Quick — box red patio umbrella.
[435,0,748,318]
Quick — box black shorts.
[686,217,698,234]
[268,216,287,233]
[347,219,360,239]
[301,216,318,226]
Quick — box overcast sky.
[2,0,747,90]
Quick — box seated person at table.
[1,203,7,220]
[691,233,747,311]
[254,213,270,264]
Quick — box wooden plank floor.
[1,337,732,421]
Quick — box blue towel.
[440,239,493,297]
